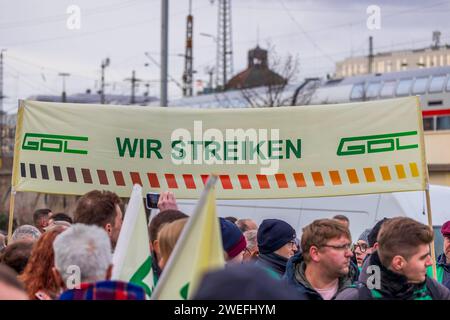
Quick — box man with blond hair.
[284,219,356,300]
[337,217,450,300]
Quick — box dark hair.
[333,215,349,223]
[0,264,25,291]
[50,213,73,224]
[149,210,188,244]
[224,216,238,224]
[0,241,34,274]
[33,209,51,226]
[377,217,434,266]
[367,218,389,247]
[74,190,122,228]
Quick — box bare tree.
[240,45,300,108]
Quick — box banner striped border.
[19,162,421,190]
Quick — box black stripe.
[41,165,49,180]
[53,166,63,181]
[20,163,26,177]
[29,164,37,178]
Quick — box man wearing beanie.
[255,219,297,278]
[219,218,247,264]
[426,220,450,290]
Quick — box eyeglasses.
[320,243,352,251]
[288,240,297,247]
[351,243,369,253]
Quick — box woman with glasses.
[352,229,371,269]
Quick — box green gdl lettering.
[337,131,418,156]
[22,133,88,155]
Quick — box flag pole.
[425,185,437,280]
[415,96,437,280]
[7,188,16,243]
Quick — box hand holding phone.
[157,191,179,211]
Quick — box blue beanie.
[219,218,246,258]
[257,219,296,254]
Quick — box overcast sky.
[1,0,450,113]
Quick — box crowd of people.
[0,188,449,300]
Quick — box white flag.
[112,184,154,296]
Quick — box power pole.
[161,0,169,106]
[101,58,110,104]
[58,72,70,102]
[368,36,374,74]
[0,49,5,159]
[125,70,142,105]
[182,0,194,97]
[216,0,233,90]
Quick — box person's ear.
[391,255,405,272]
[52,267,66,289]
[104,223,112,236]
[309,245,320,262]
[105,264,113,280]
[158,258,165,271]
[153,240,160,255]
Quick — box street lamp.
[58,72,70,102]
[101,57,110,104]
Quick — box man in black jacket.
[336,217,450,300]
[255,219,297,278]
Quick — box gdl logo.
[22,133,89,155]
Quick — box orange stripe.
[329,171,342,185]
[256,174,270,189]
[275,174,288,188]
[238,175,252,189]
[347,169,359,184]
[395,164,406,179]
[293,173,306,187]
[363,168,376,182]
[380,166,391,181]
[409,163,419,177]
[311,172,324,186]
[220,175,233,189]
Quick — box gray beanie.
[358,228,371,243]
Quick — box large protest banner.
[12,97,426,199]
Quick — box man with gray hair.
[10,225,41,243]
[236,219,258,233]
[52,224,145,300]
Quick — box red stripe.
[422,108,450,117]
[237,174,251,189]
[183,174,196,189]
[130,172,142,186]
[219,175,233,189]
[113,171,125,186]
[97,170,109,185]
[275,173,288,188]
[147,173,160,188]
[256,174,270,189]
[165,174,178,188]
[201,175,209,185]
